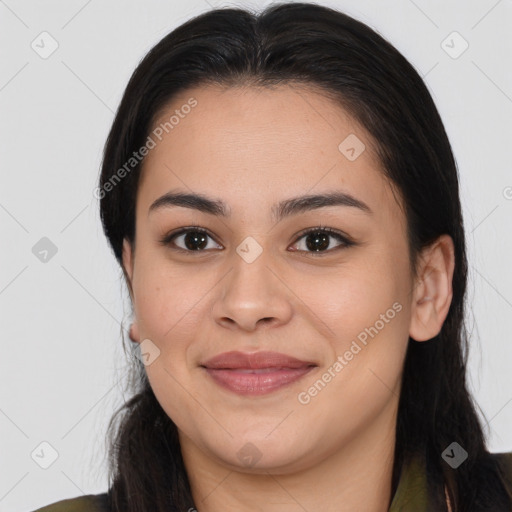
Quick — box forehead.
[137,83,403,223]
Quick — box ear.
[122,238,140,343]
[122,238,134,295]
[129,322,140,343]
[409,234,455,342]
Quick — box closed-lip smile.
[200,351,317,396]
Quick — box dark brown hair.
[98,3,512,511]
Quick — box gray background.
[1,0,511,510]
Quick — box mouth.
[200,351,317,396]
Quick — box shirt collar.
[388,455,429,512]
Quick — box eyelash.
[159,225,355,256]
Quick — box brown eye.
[160,226,355,255]
[161,227,222,252]
[290,227,354,255]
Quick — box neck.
[179,400,398,512]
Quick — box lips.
[200,351,317,396]
[202,350,316,369]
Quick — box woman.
[33,2,512,511]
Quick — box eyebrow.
[148,189,372,222]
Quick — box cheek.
[131,258,209,349]
[298,252,411,400]
[131,259,211,426]
[294,281,408,463]
[301,259,402,341]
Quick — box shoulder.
[29,493,109,512]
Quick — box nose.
[211,251,294,332]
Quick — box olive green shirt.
[31,452,512,512]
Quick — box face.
[122,83,442,474]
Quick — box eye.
[289,226,355,255]
[160,225,355,255]
[160,226,222,252]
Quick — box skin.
[122,83,455,512]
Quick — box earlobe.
[409,234,455,342]
[129,322,140,343]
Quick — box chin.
[207,434,319,474]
